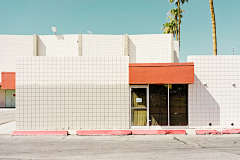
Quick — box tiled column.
[78,34,82,56]
[124,34,128,56]
[33,34,38,56]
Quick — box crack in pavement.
[173,136,188,145]
[196,142,205,148]
[0,120,14,125]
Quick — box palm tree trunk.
[178,0,180,43]
[209,0,217,55]
[175,15,178,41]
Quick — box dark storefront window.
[149,85,168,126]
[169,84,188,126]
[148,84,188,126]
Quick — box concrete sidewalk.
[0,108,15,124]
[0,109,16,134]
[0,120,239,136]
[0,121,15,134]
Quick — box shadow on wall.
[38,38,46,56]
[189,74,220,128]
[38,35,65,56]
[56,35,64,40]
[174,50,179,63]
[128,38,136,63]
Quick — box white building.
[0,34,239,131]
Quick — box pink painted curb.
[222,129,240,134]
[76,130,132,135]
[12,131,68,136]
[132,130,167,135]
[167,130,186,135]
[195,130,219,135]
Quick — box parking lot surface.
[0,134,240,159]
[0,109,240,159]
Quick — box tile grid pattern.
[82,35,123,56]
[0,35,33,81]
[188,55,240,129]
[0,35,33,57]
[16,56,130,130]
[38,35,78,57]
[128,34,173,63]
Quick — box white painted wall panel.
[38,35,78,56]
[82,35,123,56]
[128,34,173,63]
[188,55,240,129]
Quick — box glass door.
[130,86,148,127]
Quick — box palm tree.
[162,18,177,38]
[167,8,184,41]
[169,0,188,44]
[209,0,217,55]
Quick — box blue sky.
[0,0,239,62]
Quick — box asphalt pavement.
[0,134,240,159]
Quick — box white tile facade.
[0,57,17,82]
[0,35,33,57]
[0,35,33,81]
[188,55,240,129]
[82,35,124,56]
[128,34,173,63]
[38,35,78,57]
[15,56,130,130]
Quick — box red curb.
[167,130,186,135]
[222,129,240,134]
[76,130,132,136]
[195,130,218,135]
[12,131,68,136]
[131,130,167,135]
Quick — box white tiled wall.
[38,35,78,56]
[128,34,173,63]
[15,56,130,130]
[0,86,5,107]
[188,55,240,129]
[82,35,123,56]
[0,34,175,64]
[0,35,33,57]
[0,57,17,82]
[0,35,33,81]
